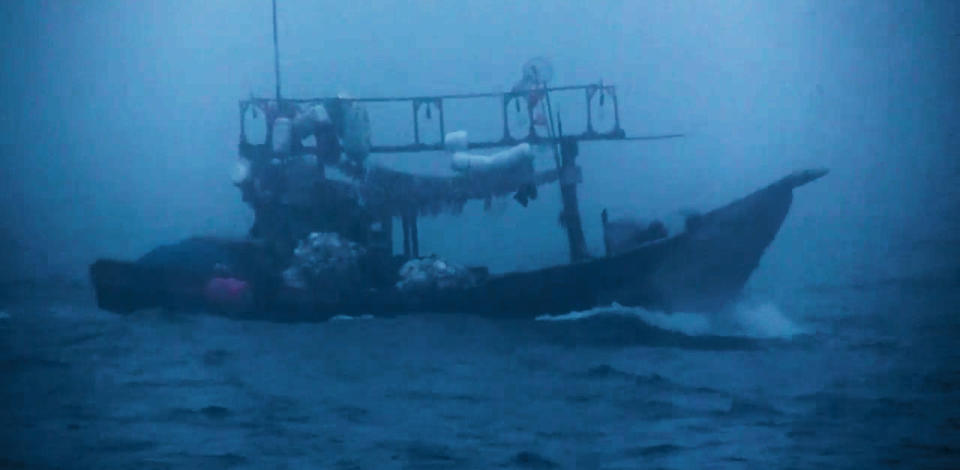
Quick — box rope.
[542,89,561,169]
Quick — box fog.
[1,0,957,288]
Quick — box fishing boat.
[88,4,827,322]
[89,164,826,322]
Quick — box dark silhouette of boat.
[89,167,827,321]
[86,15,828,322]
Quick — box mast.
[272,0,282,103]
[558,138,588,263]
[542,83,588,263]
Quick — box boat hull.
[89,169,827,321]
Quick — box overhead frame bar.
[239,83,636,154]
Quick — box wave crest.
[536,300,803,339]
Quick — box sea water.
[1,269,957,469]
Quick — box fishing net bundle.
[395,255,477,293]
[282,232,366,292]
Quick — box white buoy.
[444,130,469,152]
[231,158,251,185]
[292,104,331,138]
[242,105,267,145]
[341,103,371,162]
[271,117,293,154]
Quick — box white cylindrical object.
[341,103,371,161]
[272,117,293,155]
[231,158,251,185]
[450,143,533,174]
[444,130,469,152]
[293,104,331,138]
[242,106,267,145]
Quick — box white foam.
[536,303,711,336]
[535,303,628,321]
[634,309,712,336]
[536,301,804,339]
[329,314,375,321]
[728,302,804,338]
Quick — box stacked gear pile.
[282,232,366,294]
[395,255,477,293]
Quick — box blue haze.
[1,0,956,286]
[1,2,959,468]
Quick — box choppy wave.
[2,276,956,469]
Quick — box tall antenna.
[272,0,282,103]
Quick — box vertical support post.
[437,99,445,145]
[401,212,420,259]
[502,95,511,142]
[527,95,536,139]
[366,216,393,258]
[410,215,419,258]
[611,87,623,136]
[381,216,393,257]
[559,138,588,263]
[585,87,594,135]
[412,101,420,145]
[401,215,411,258]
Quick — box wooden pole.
[410,214,420,258]
[401,212,419,259]
[401,215,411,258]
[559,138,588,263]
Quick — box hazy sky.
[1,0,957,286]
